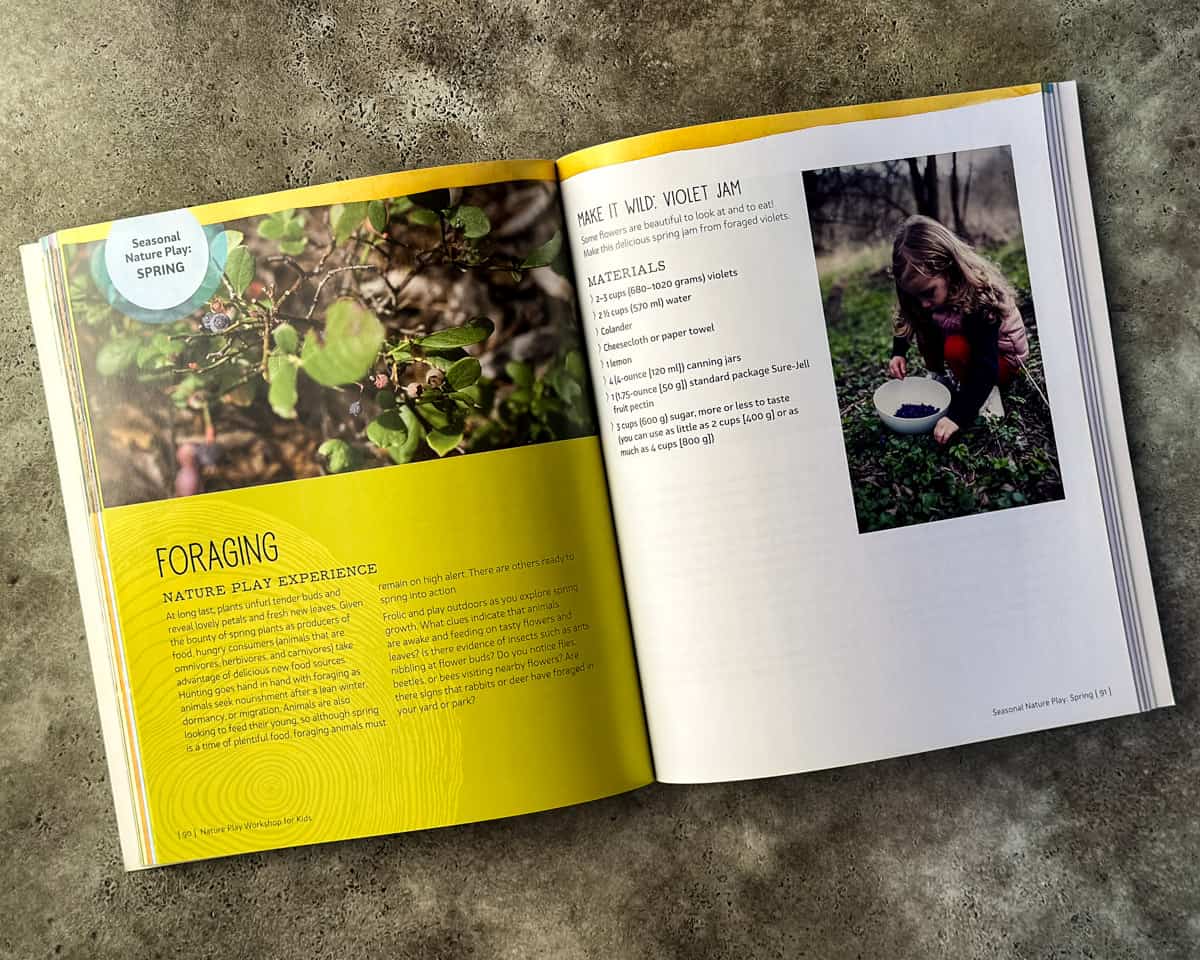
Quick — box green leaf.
[272,323,300,355]
[256,209,292,240]
[267,353,299,418]
[416,399,465,434]
[448,204,490,239]
[391,197,414,214]
[505,360,533,387]
[282,215,306,240]
[96,336,141,376]
[409,189,451,211]
[259,210,307,254]
[367,200,388,233]
[423,354,456,372]
[221,229,244,250]
[134,352,169,374]
[135,333,177,371]
[407,208,440,227]
[170,373,203,406]
[388,341,415,363]
[331,201,369,245]
[224,246,256,296]
[318,439,360,474]
[564,350,585,381]
[446,356,481,390]
[507,385,532,408]
[426,429,462,456]
[520,230,562,269]
[383,407,425,463]
[531,392,562,419]
[300,299,384,386]
[549,367,583,404]
[366,408,409,448]
[417,318,493,349]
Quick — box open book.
[21,82,1172,870]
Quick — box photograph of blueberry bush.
[63,181,592,507]
[803,146,1065,534]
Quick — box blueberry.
[202,311,231,333]
[895,403,938,419]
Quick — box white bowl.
[873,377,951,434]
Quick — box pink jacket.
[931,302,1029,363]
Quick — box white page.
[561,92,1169,783]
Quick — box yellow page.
[42,159,651,867]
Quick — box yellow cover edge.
[555,84,1043,180]
[56,158,557,246]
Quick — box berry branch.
[78,186,590,494]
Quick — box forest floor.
[821,242,1065,534]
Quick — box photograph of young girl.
[803,145,1065,534]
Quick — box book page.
[558,87,1171,783]
[28,160,651,868]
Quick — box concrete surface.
[2,1,1198,957]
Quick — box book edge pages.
[1044,82,1174,709]
[21,242,149,870]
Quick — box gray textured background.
[2,2,1198,957]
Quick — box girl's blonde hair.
[891,214,1016,341]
